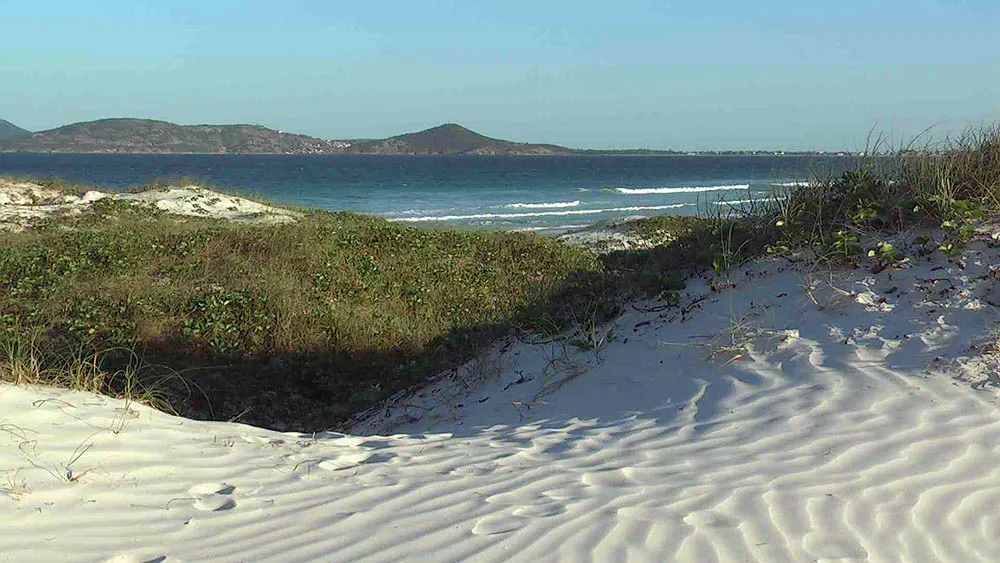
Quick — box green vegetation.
[619,126,1000,284]
[763,126,1000,263]
[1,199,603,429]
[607,125,1000,305]
[0,118,573,155]
[3,125,999,431]
[0,118,344,154]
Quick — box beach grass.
[0,201,603,429]
[621,125,1000,272]
[2,125,998,430]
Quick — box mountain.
[347,123,574,155]
[0,119,30,141]
[0,118,576,155]
[0,118,347,154]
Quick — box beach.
[4,0,998,559]
[4,180,1000,561]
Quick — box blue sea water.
[0,154,853,231]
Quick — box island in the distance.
[0,119,30,141]
[0,117,853,156]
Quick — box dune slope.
[3,230,1000,562]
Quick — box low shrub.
[1,208,602,429]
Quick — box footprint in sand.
[193,495,236,512]
[188,483,235,495]
[471,515,528,535]
[188,483,236,512]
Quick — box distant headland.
[0,119,30,141]
[0,118,855,156]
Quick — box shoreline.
[0,177,701,250]
[0,154,843,235]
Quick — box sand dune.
[0,180,300,230]
[4,229,1000,562]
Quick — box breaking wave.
[511,224,590,232]
[615,184,750,195]
[713,197,783,206]
[390,204,691,222]
[505,200,581,209]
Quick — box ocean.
[0,154,854,231]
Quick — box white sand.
[557,216,666,252]
[0,180,300,230]
[4,227,1000,562]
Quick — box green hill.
[0,119,30,141]
[0,118,576,155]
[348,123,574,155]
[0,118,345,154]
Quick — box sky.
[2,0,999,150]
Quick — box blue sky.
[2,0,998,150]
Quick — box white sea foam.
[615,184,750,195]
[511,224,589,232]
[713,199,760,206]
[505,200,582,209]
[391,204,690,222]
[713,199,785,208]
[713,195,786,206]
[771,181,811,187]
